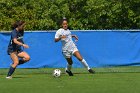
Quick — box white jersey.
[55,28,77,52]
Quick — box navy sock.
[18,59,25,65]
[7,66,16,77]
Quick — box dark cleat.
[66,70,74,76]
[88,69,95,74]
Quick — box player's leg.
[65,57,74,76]
[73,51,95,74]
[63,51,74,76]
[73,51,89,69]
[17,51,30,65]
[65,57,73,71]
[6,52,19,78]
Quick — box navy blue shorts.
[7,46,23,55]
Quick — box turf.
[0,67,140,93]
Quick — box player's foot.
[88,69,95,74]
[66,70,74,76]
[6,76,12,79]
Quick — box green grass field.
[0,66,140,93]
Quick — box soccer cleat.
[66,70,74,76]
[6,76,12,79]
[88,69,95,74]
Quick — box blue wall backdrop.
[0,31,140,68]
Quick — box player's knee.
[78,58,83,61]
[25,56,30,62]
[76,55,83,61]
[69,62,73,65]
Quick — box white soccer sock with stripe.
[80,59,90,70]
[66,64,72,71]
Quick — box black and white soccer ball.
[53,69,61,77]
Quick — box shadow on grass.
[13,76,29,78]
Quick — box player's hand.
[23,44,29,48]
[60,35,67,39]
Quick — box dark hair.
[60,18,68,25]
[11,20,25,30]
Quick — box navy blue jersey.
[7,29,24,54]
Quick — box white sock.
[80,59,90,70]
[66,64,72,71]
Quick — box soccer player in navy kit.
[55,19,95,76]
[6,21,30,79]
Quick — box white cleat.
[6,76,12,79]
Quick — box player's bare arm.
[72,35,78,41]
[55,35,67,42]
[13,38,29,48]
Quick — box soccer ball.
[53,69,61,77]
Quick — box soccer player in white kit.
[54,19,95,76]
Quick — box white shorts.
[62,48,78,58]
